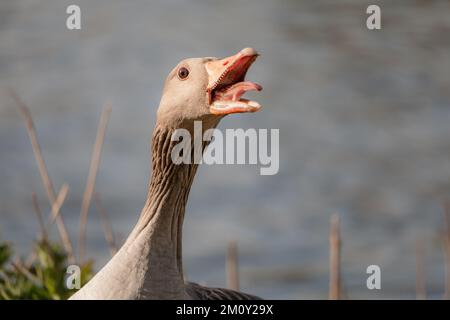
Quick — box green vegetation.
[0,240,93,300]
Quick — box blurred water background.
[1,0,450,299]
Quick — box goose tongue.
[214,81,262,101]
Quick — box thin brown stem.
[26,184,69,268]
[12,258,41,286]
[11,90,75,263]
[329,213,341,300]
[24,252,37,269]
[226,240,239,291]
[78,104,112,263]
[46,183,70,228]
[31,191,47,241]
[94,192,117,256]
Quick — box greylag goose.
[70,48,263,300]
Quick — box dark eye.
[178,67,189,80]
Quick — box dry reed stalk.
[26,184,70,268]
[26,191,46,268]
[31,191,47,241]
[11,90,75,263]
[226,240,239,291]
[24,251,37,269]
[12,258,41,286]
[46,183,69,227]
[329,213,341,300]
[94,192,117,256]
[78,104,112,263]
[415,238,426,300]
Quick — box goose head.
[156,47,262,129]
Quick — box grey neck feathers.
[126,124,200,297]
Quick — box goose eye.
[178,67,189,80]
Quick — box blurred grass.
[0,239,93,300]
[0,92,106,300]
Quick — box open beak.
[206,48,262,115]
